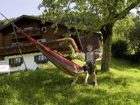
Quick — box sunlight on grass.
[0,58,140,105]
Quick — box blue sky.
[0,0,43,20]
[0,0,138,20]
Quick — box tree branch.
[115,1,140,20]
[101,1,140,31]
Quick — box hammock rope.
[75,28,84,51]
[12,26,28,71]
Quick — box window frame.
[9,57,23,67]
[41,27,47,33]
[34,54,48,64]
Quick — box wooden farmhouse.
[0,15,101,71]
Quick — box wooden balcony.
[12,33,42,40]
[11,28,42,40]
[0,38,78,56]
[0,44,38,56]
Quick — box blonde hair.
[87,44,93,51]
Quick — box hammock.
[17,28,85,76]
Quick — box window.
[42,27,47,32]
[24,27,33,31]
[9,57,23,67]
[34,55,48,64]
[37,38,47,43]
[11,43,18,47]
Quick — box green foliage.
[39,0,140,32]
[113,15,140,61]
[111,40,128,58]
[127,51,140,63]
[0,59,140,105]
[0,20,4,28]
[0,18,15,27]
[113,15,135,41]
[133,51,140,63]
[128,18,140,53]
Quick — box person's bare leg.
[83,71,89,85]
[71,75,79,86]
[91,63,97,86]
[91,72,97,86]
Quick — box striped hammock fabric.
[18,28,85,76]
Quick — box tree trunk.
[101,24,113,72]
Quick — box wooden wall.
[0,33,3,47]
[0,17,102,57]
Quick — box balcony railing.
[12,33,41,40]
[0,38,76,56]
[0,43,38,56]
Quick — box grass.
[0,58,140,105]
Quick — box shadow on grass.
[0,63,140,105]
[0,67,78,105]
[110,58,140,71]
[97,72,132,88]
[66,90,140,105]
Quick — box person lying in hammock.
[83,45,98,86]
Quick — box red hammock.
[17,28,85,76]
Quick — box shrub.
[111,40,128,58]
[130,51,140,63]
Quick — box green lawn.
[0,58,140,105]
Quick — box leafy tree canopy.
[39,0,140,31]
[129,17,140,52]
[113,14,135,41]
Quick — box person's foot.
[93,82,98,87]
[71,81,76,86]
[94,83,98,87]
[83,82,88,86]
